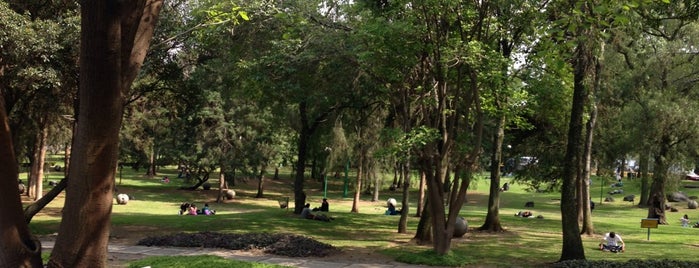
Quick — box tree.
[47,1,163,266]
[479,0,539,232]
[0,94,43,268]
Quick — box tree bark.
[256,167,265,198]
[413,195,432,243]
[580,101,596,235]
[0,93,43,268]
[559,41,589,262]
[146,144,156,177]
[416,170,426,217]
[398,162,410,233]
[216,166,226,203]
[48,1,163,266]
[293,102,311,214]
[647,135,670,224]
[29,123,49,201]
[638,152,650,206]
[480,113,505,232]
[351,151,364,213]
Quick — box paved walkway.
[41,241,438,268]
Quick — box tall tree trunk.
[293,101,317,214]
[416,170,426,217]
[372,166,380,202]
[398,162,410,233]
[425,157,450,254]
[559,42,589,262]
[647,135,670,224]
[33,123,48,201]
[638,152,650,207]
[480,114,505,232]
[49,7,123,265]
[216,166,226,203]
[0,94,43,267]
[64,142,71,177]
[256,167,265,198]
[351,151,364,213]
[580,101,597,235]
[413,195,432,243]
[392,162,399,188]
[146,144,156,177]
[48,1,163,266]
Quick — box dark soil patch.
[137,231,338,257]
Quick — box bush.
[138,232,338,257]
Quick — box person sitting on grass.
[313,198,329,212]
[202,203,215,215]
[188,204,198,215]
[301,203,332,222]
[599,232,625,253]
[681,214,690,227]
[386,202,401,215]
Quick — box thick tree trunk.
[559,43,589,262]
[0,94,43,267]
[416,170,426,217]
[372,167,380,202]
[398,162,410,233]
[638,152,650,207]
[29,123,48,201]
[256,167,265,198]
[146,145,156,177]
[216,166,226,203]
[64,142,71,177]
[580,101,596,235]
[480,114,505,232]
[48,1,163,266]
[49,3,123,266]
[293,103,311,214]
[413,196,432,243]
[425,158,450,255]
[647,136,670,224]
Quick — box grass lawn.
[24,166,699,267]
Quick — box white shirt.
[604,233,623,246]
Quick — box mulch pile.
[137,231,338,257]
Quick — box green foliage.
[127,255,288,268]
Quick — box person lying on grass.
[599,232,625,253]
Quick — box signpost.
[641,218,659,240]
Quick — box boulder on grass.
[224,189,236,200]
[667,192,689,202]
[453,217,468,237]
[688,200,698,209]
[604,196,614,202]
[623,195,635,202]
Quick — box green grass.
[127,255,289,268]
[26,166,699,267]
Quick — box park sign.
[641,218,659,240]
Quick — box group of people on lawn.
[179,202,215,215]
[300,198,333,222]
